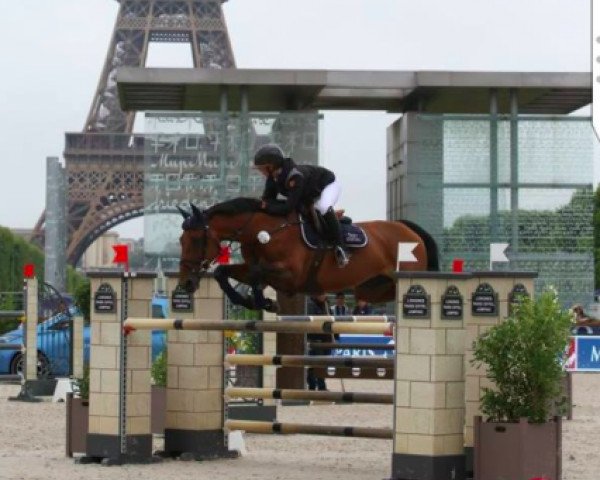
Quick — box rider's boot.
[323,207,349,268]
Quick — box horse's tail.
[398,220,440,271]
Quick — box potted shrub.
[151,350,167,434]
[66,367,89,457]
[472,289,571,480]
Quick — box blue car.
[0,305,167,378]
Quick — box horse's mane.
[206,197,263,218]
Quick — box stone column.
[72,314,84,379]
[463,272,537,470]
[25,278,38,382]
[163,272,230,459]
[86,271,154,463]
[392,272,467,480]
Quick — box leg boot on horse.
[323,207,349,268]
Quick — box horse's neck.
[210,212,296,242]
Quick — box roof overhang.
[117,68,591,114]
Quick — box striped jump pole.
[124,318,393,335]
[308,342,395,351]
[225,387,393,404]
[225,420,393,439]
[277,315,395,323]
[225,354,394,369]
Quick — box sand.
[0,375,597,480]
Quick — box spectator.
[306,294,332,391]
[330,292,349,316]
[352,298,373,315]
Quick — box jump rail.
[308,342,395,351]
[277,315,395,323]
[225,387,393,404]
[225,354,394,369]
[124,318,393,335]
[225,420,393,439]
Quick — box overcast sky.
[0,0,592,239]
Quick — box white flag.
[397,242,418,264]
[489,243,509,269]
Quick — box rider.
[253,143,349,268]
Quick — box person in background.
[306,294,333,391]
[352,297,373,315]
[330,292,349,316]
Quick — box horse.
[178,197,439,311]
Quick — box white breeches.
[314,179,341,214]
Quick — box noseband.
[180,223,219,277]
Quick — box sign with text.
[402,284,430,319]
[508,283,530,315]
[171,285,194,313]
[566,336,600,371]
[441,285,463,320]
[94,283,116,313]
[471,283,498,317]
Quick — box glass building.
[387,112,597,307]
[142,111,320,267]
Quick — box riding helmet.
[254,144,285,167]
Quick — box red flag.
[216,245,231,265]
[112,244,129,266]
[23,264,35,278]
[452,259,464,273]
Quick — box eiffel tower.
[31,0,235,267]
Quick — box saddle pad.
[299,215,368,249]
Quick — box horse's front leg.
[246,264,279,313]
[213,264,257,310]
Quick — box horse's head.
[178,204,222,293]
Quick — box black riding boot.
[323,207,349,268]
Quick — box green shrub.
[75,366,90,401]
[73,280,91,322]
[151,350,167,387]
[471,289,572,423]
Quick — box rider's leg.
[322,207,349,267]
[315,180,349,267]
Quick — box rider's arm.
[261,177,278,201]
[264,174,305,215]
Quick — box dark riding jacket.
[261,158,335,216]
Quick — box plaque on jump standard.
[471,283,498,316]
[93,283,116,313]
[441,285,463,320]
[171,285,193,313]
[402,285,430,319]
[508,283,530,315]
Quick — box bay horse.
[178,198,438,311]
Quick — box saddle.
[299,212,368,250]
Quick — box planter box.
[66,393,89,457]
[474,416,562,480]
[151,385,166,435]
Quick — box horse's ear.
[177,206,190,219]
[190,203,203,221]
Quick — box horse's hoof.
[264,299,279,313]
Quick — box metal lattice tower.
[31,0,235,265]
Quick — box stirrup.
[334,246,349,268]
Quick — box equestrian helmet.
[254,144,285,167]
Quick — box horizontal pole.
[225,420,393,439]
[278,315,395,323]
[311,366,394,380]
[0,374,22,382]
[225,387,393,404]
[308,342,395,351]
[225,354,394,369]
[0,344,21,350]
[0,311,24,318]
[124,318,393,335]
